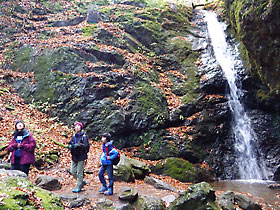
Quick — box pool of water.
[210,180,280,210]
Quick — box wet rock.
[144,176,178,193]
[35,175,62,191]
[234,193,262,210]
[119,187,138,202]
[268,183,280,189]
[217,191,236,210]
[169,182,219,210]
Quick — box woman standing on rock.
[7,120,36,175]
[68,122,90,193]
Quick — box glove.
[68,145,72,149]
[73,144,78,148]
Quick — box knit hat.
[74,122,83,129]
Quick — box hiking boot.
[72,188,81,193]
[81,181,87,189]
[98,186,108,193]
[104,188,113,196]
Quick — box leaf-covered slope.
[1,0,203,161]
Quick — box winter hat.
[15,120,25,130]
[74,122,83,129]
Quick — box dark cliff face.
[224,0,280,107]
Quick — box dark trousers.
[11,157,31,175]
[98,164,114,190]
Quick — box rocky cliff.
[224,0,280,109]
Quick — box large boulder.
[169,182,219,210]
[114,155,150,182]
[144,176,178,193]
[0,170,64,209]
[119,187,139,202]
[150,157,215,183]
[35,175,62,191]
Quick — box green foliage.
[82,25,98,36]
[145,0,167,8]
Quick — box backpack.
[106,145,120,166]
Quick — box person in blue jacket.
[98,133,119,195]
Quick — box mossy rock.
[170,182,219,210]
[0,176,64,209]
[151,157,214,183]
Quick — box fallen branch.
[0,150,8,157]
[192,2,212,9]
[51,139,68,148]
[0,144,8,151]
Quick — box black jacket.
[68,131,90,162]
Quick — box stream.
[211,180,280,209]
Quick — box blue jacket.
[101,141,119,165]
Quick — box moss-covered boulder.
[169,182,219,210]
[113,155,150,182]
[0,172,64,209]
[151,157,215,183]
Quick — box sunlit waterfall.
[204,11,268,180]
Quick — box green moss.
[35,188,64,209]
[164,157,196,182]
[0,177,63,210]
[82,25,98,36]
[135,81,168,124]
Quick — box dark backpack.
[106,145,120,165]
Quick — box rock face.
[224,0,280,101]
[3,0,280,181]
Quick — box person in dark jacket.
[68,122,90,193]
[98,133,119,195]
[7,120,36,175]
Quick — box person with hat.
[7,120,36,175]
[68,122,90,193]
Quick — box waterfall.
[204,11,268,180]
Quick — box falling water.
[204,11,268,180]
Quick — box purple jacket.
[7,129,36,165]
